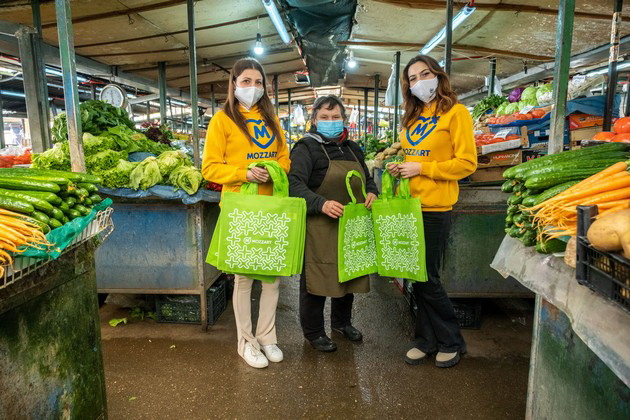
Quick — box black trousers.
[299,272,354,341]
[412,211,466,353]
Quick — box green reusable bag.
[371,171,428,282]
[206,161,306,281]
[337,170,378,283]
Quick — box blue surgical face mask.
[316,120,344,138]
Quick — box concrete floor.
[100,277,533,419]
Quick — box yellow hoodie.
[202,105,291,196]
[400,103,477,211]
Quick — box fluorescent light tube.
[420,5,475,55]
[262,0,291,45]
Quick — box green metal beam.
[363,89,368,146]
[445,0,453,76]
[603,0,623,131]
[273,74,279,115]
[488,57,497,96]
[187,0,200,168]
[287,88,292,143]
[211,84,216,115]
[0,85,4,148]
[32,0,51,150]
[374,74,380,138]
[358,99,362,140]
[158,61,168,124]
[393,51,401,143]
[55,0,85,171]
[548,0,575,155]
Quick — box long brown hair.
[401,55,458,129]
[223,57,283,142]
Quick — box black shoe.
[332,325,363,342]
[309,336,337,352]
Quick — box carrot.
[597,204,629,218]
[565,187,630,207]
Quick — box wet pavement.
[100,277,532,419]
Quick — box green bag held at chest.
[371,171,428,282]
[337,170,378,283]
[206,161,306,282]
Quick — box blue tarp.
[99,184,221,204]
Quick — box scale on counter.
[99,83,132,115]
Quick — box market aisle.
[100,278,532,419]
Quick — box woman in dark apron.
[289,96,379,352]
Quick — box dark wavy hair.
[401,55,458,128]
[223,57,282,141]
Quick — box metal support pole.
[32,0,51,150]
[445,0,454,76]
[274,74,279,114]
[363,89,368,146]
[187,0,200,167]
[55,0,85,171]
[358,100,362,140]
[211,84,216,116]
[488,57,497,96]
[158,61,167,124]
[0,86,4,148]
[603,0,623,131]
[146,101,150,122]
[91,84,97,100]
[374,74,380,138]
[287,88,292,143]
[393,51,401,142]
[548,0,575,155]
[16,28,50,153]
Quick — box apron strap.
[318,143,332,161]
[318,141,361,165]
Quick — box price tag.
[520,105,535,115]
[494,128,513,139]
[572,75,586,84]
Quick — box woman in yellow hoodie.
[387,55,477,368]
[202,58,290,369]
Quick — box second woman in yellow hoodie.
[202,58,290,369]
[387,55,477,369]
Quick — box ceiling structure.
[0,0,629,112]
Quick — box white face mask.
[410,77,438,104]
[235,86,264,109]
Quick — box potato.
[587,209,630,256]
[564,236,577,268]
[397,150,405,157]
[384,148,396,156]
[391,142,401,150]
[375,152,385,161]
[374,159,384,169]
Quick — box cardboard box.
[480,139,522,155]
[522,149,545,162]
[570,126,602,144]
[568,113,603,130]
[477,149,522,168]
[469,167,506,183]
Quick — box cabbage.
[508,88,524,103]
[518,99,538,110]
[495,103,509,116]
[156,150,191,177]
[97,159,138,188]
[169,166,203,195]
[130,157,162,190]
[536,83,553,105]
[505,103,520,115]
[521,86,538,102]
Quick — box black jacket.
[289,130,379,215]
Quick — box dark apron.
[304,144,371,298]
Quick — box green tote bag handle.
[380,169,412,200]
[240,161,289,197]
[345,170,367,204]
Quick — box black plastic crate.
[156,278,227,325]
[576,206,630,312]
[403,280,482,329]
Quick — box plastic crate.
[576,206,630,312]
[403,280,482,329]
[156,278,227,325]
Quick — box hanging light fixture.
[262,0,291,45]
[420,3,476,55]
[347,51,357,69]
[254,33,265,55]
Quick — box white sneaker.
[242,343,268,369]
[261,344,284,363]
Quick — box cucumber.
[64,196,77,207]
[521,231,536,247]
[501,180,515,193]
[49,218,63,229]
[521,189,533,199]
[31,211,50,225]
[532,180,581,206]
[0,193,34,214]
[0,188,55,215]
[518,159,624,181]
[19,215,50,233]
[505,214,514,224]
[525,165,614,190]
[502,143,629,179]
[51,207,64,221]
[62,216,70,224]
[508,226,521,238]
[536,238,567,254]
[88,194,102,204]
[0,170,70,186]
[84,198,93,206]
[0,168,102,184]
[58,201,70,212]
[521,195,539,208]
[0,177,60,193]
[507,194,523,206]
[9,190,63,206]
[78,183,98,193]
[74,204,90,216]
[513,213,525,225]
[67,209,82,219]
[507,205,519,215]
[69,187,89,198]
[513,183,525,193]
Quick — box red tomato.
[487,117,497,124]
[531,109,546,119]
[506,134,521,141]
[504,116,517,124]
[592,132,616,142]
[613,117,630,134]
[612,133,630,143]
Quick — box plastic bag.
[385,63,403,106]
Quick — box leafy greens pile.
[52,100,135,143]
